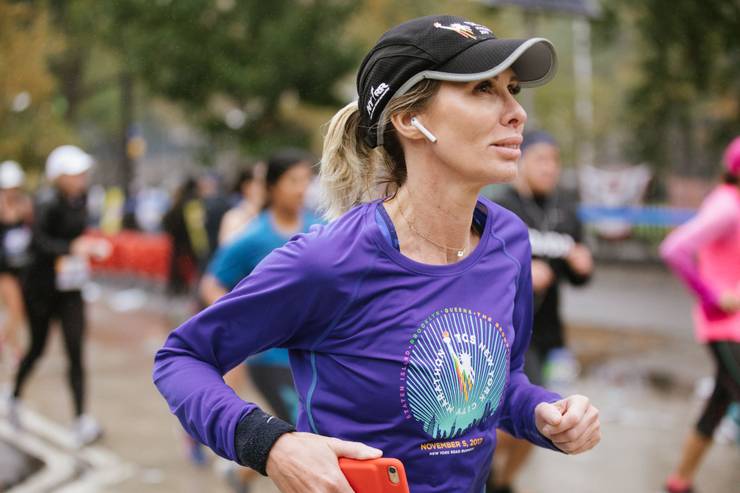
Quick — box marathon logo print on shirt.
[399,307,509,456]
[366,82,391,119]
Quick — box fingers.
[558,427,601,455]
[537,396,602,455]
[327,437,383,460]
[313,468,356,493]
[545,402,601,455]
[532,261,556,292]
[536,402,563,428]
[268,435,363,493]
[321,439,379,493]
[552,412,601,454]
[582,431,601,452]
[552,399,568,414]
[567,244,593,274]
[543,395,589,436]
[548,403,598,443]
[274,468,355,493]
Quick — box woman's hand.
[70,237,112,260]
[535,395,600,454]
[565,244,594,277]
[718,291,740,313]
[531,259,555,293]
[266,432,383,493]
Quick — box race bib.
[2,226,32,268]
[55,255,90,291]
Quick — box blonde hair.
[319,80,440,220]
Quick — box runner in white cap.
[11,145,110,446]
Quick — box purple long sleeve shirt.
[153,197,560,493]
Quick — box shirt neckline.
[366,198,493,277]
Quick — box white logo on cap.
[366,82,390,119]
[433,22,476,39]
[464,21,492,36]
[433,21,493,39]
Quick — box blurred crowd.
[2,132,738,493]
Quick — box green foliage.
[0,1,74,169]
[625,0,740,175]
[102,0,362,151]
[4,0,738,183]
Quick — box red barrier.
[86,230,172,282]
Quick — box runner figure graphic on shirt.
[442,330,475,402]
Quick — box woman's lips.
[491,139,522,159]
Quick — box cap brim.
[0,177,23,189]
[376,37,556,146]
[434,38,556,86]
[64,158,93,176]
[47,156,93,181]
[398,37,556,95]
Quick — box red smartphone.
[339,458,410,493]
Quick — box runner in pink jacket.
[660,136,740,493]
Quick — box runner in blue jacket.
[154,15,601,493]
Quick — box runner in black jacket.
[488,131,594,493]
[11,145,109,447]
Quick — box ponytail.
[319,80,441,220]
[319,102,378,220]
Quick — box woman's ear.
[390,112,426,142]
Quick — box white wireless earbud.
[411,117,438,143]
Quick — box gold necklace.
[396,189,470,258]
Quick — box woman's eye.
[475,81,492,93]
[508,85,521,95]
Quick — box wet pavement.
[0,440,42,490]
[1,264,738,492]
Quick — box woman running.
[660,136,740,493]
[201,149,318,491]
[11,145,110,446]
[0,161,32,366]
[154,16,601,493]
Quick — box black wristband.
[234,408,296,476]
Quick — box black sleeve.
[32,198,73,257]
[557,258,591,286]
[492,187,525,218]
[234,408,296,475]
[559,206,592,286]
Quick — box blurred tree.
[626,0,740,176]
[42,0,133,187]
[44,0,109,123]
[101,0,362,155]
[0,0,73,170]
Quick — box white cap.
[0,161,25,189]
[46,145,93,182]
